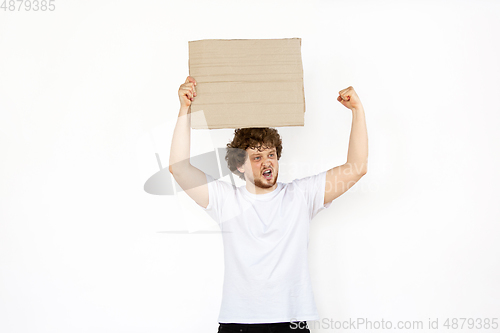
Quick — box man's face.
[237,146,279,189]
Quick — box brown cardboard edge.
[299,38,305,114]
[189,37,302,43]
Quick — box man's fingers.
[179,88,194,100]
[339,86,354,95]
[338,96,349,103]
[339,93,350,101]
[187,77,197,96]
[339,86,357,101]
[180,82,195,88]
[185,76,197,85]
[177,77,197,105]
[180,82,196,96]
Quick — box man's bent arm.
[324,87,368,204]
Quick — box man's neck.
[244,181,278,195]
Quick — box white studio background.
[1,0,499,332]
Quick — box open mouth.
[262,169,273,180]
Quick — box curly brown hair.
[225,127,282,180]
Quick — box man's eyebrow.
[250,149,276,156]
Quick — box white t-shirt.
[201,171,332,324]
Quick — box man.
[169,76,368,332]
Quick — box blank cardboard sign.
[188,38,305,129]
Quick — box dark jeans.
[218,321,310,333]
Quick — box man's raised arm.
[169,76,210,208]
[324,86,369,204]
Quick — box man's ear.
[237,165,245,174]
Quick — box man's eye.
[269,154,275,157]
[254,157,260,160]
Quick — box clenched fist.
[178,76,197,108]
[337,86,363,111]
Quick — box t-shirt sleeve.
[198,173,234,224]
[291,170,332,220]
